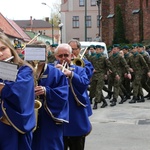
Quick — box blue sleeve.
[40,65,69,123]
[69,66,90,106]
[1,66,35,133]
[83,59,94,79]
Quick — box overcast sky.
[0,0,60,20]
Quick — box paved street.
[85,95,150,150]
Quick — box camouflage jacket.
[128,53,149,74]
[91,54,116,79]
[109,52,130,76]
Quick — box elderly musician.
[29,41,69,150]
[54,43,92,150]
[0,32,35,150]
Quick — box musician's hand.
[0,83,5,95]
[93,69,96,73]
[127,73,132,79]
[147,72,150,78]
[115,74,120,80]
[104,75,108,80]
[63,68,72,78]
[35,86,45,96]
[55,64,64,71]
[129,68,134,72]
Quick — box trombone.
[22,33,40,49]
[72,47,88,67]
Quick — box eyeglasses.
[57,54,69,58]
[72,48,78,50]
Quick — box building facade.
[60,0,101,43]
[103,0,150,45]
[61,0,150,46]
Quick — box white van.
[80,41,108,58]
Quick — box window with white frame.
[91,0,96,6]
[72,16,79,28]
[79,0,85,6]
[86,16,92,28]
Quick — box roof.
[14,19,52,29]
[0,12,22,39]
[7,19,31,42]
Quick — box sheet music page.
[0,61,18,81]
[24,45,46,61]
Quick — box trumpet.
[62,61,67,73]
[72,47,88,67]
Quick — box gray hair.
[54,43,72,54]
[68,39,81,49]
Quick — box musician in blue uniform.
[68,39,94,116]
[54,43,92,150]
[0,32,35,150]
[30,41,69,150]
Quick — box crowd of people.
[0,33,93,150]
[0,31,150,150]
[85,43,150,109]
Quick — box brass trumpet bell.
[72,47,88,67]
[73,58,85,67]
[33,100,42,132]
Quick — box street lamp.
[85,0,87,41]
[96,0,101,37]
[58,23,63,44]
[41,2,54,44]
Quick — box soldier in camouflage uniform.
[137,43,150,100]
[128,44,150,103]
[108,44,131,106]
[105,47,114,100]
[85,45,96,62]
[90,45,118,109]
[47,44,58,63]
[122,45,132,99]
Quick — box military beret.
[51,44,58,47]
[101,46,105,49]
[45,41,50,45]
[132,43,138,48]
[138,43,143,47]
[122,45,129,50]
[113,44,120,48]
[95,45,101,48]
[89,45,95,49]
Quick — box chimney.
[30,16,33,26]
[45,17,49,22]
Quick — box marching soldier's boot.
[137,96,145,103]
[93,102,98,109]
[123,90,131,100]
[147,96,150,100]
[125,93,131,100]
[101,99,108,108]
[129,96,137,104]
[105,91,113,99]
[110,98,117,107]
[119,95,127,104]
